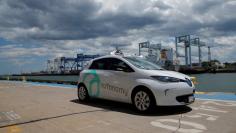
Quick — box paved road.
[0,81,236,133]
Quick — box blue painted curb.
[195,92,236,101]
[28,81,77,88]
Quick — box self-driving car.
[77,55,195,112]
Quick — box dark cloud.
[0,0,236,74]
[192,0,222,14]
[159,20,204,37]
[0,0,235,41]
[0,0,166,40]
[213,18,236,32]
[152,1,172,10]
[190,0,236,35]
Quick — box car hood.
[142,70,190,80]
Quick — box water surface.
[190,73,236,93]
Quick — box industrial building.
[137,34,216,71]
[138,41,177,70]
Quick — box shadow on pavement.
[0,109,105,129]
[70,98,192,116]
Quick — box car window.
[124,57,163,70]
[105,58,134,72]
[89,58,107,70]
[89,57,134,72]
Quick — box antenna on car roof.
[110,46,124,56]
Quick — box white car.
[77,55,195,112]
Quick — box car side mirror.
[116,67,125,71]
[116,67,133,73]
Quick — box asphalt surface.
[0,81,236,133]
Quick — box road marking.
[192,105,228,113]
[8,126,21,133]
[184,113,218,121]
[96,120,111,126]
[151,100,235,132]
[76,120,111,131]
[151,119,207,133]
[202,101,236,107]
[2,111,21,121]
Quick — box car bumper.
[153,87,195,106]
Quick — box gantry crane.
[138,41,162,56]
[175,35,192,66]
[175,35,209,67]
[190,38,206,67]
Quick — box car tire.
[78,84,89,102]
[132,88,156,113]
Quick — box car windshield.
[124,57,163,70]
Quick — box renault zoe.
[77,55,195,112]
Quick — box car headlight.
[151,76,182,82]
[151,76,193,87]
[185,78,193,87]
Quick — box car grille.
[176,94,194,103]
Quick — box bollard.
[190,76,198,85]
[22,76,26,82]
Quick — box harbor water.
[191,73,236,93]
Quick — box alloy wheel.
[79,86,87,100]
[134,91,151,111]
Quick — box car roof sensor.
[110,47,124,56]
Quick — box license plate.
[188,96,194,102]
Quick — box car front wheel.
[132,89,155,112]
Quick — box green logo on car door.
[82,70,100,97]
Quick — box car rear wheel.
[78,85,89,101]
[132,88,155,112]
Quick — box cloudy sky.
[0,0,235,74]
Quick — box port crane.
[138,41,162,56]
[175,35,192,66]
[47,54,100,74]
[190,38,206,67]
[175,35,214,67]
[206,44,227,62]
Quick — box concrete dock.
[0,81,236,133]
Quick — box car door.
[83,58,109,99]
[102,58,135,102]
